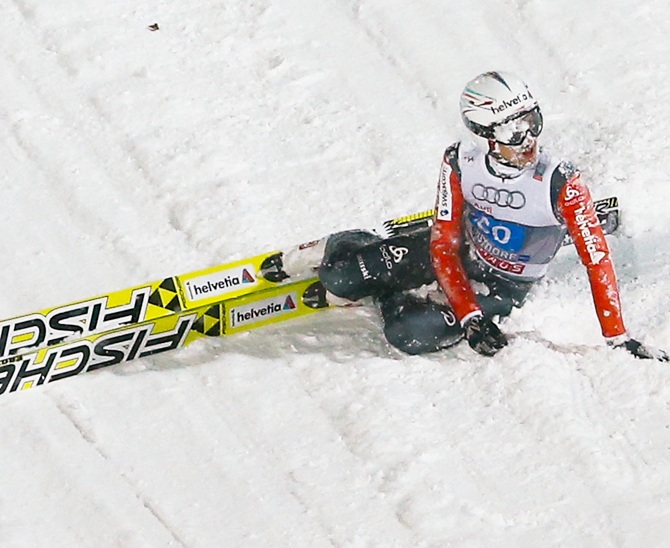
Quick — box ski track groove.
[332,0,443,114]
[386,358,508,540]
[291,352,476,542]
[465,359,599,542]
[6,0,203,280]
[282,351,429,543]
[478,342,661,543]
[292,364,425,546]
[206,373,397,547]
[51,392,189,548]
[5,0,149,274]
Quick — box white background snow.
[1,0,670,546]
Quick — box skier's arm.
[556,173,626,339]
[429,147,481,324]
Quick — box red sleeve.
[557,175,626,338]
[429,150,481,324]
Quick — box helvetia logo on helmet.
[491,91,533,115]
[185,265,257,302]
[229,293,298,328]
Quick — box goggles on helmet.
[492,108,543,146]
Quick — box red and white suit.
[430,142,626,339]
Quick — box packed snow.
[1,0,670,546]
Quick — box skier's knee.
[320,229,434,302]
[379,294,463,355]
[322,230,382,264]
[319,230,381,301]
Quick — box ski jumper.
[318,142,626,354]
[430,142,626,338]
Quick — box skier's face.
[496,135,539,169]
[489,107,542,168]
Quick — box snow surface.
[1,0,670,546]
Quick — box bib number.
[470,210,526,253]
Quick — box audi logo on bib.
[472,184,526,209]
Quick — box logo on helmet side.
[462,89,495,108]
[491,91,533,115]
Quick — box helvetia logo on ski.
[184,266,257,303]
[229,293,298,328]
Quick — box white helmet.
[460,71,540,142]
